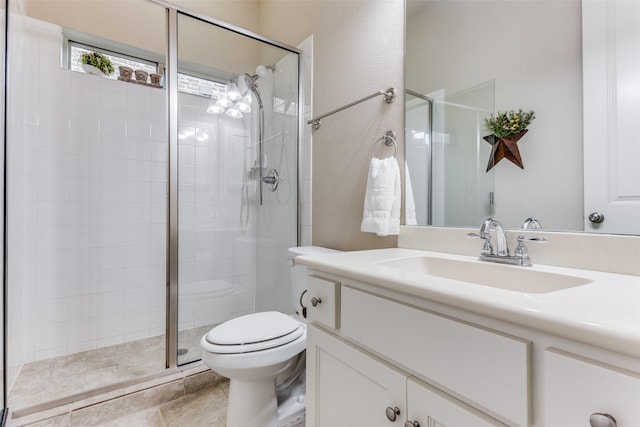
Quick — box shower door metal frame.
[152,0,303,369]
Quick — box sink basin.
[378,256,592,293]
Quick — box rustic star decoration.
[483,129,527,172]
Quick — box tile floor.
[13,370,305,427]
[9,327,306,427]
[21,378,231,427]
[9,326,213,411]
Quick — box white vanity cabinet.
[305,270,640,427]
[544,349,640,426]
[307,325,504,427]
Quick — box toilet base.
[227,378,279,427]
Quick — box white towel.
[404,163,417,226]
[361,157,401,236]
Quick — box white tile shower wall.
[7,14,304,363]
[9,18,238,365]
[8,16,167,362]
[176,93,257,330]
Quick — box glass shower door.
[1,0,6,420]
[175,13,299,365]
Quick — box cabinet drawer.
[341,286,530,427]
[545,349,640,426]
[307,275,340,329]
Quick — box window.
[177,73,227,98]
[69,41,158,80]
[68,41,228,99]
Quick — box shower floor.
[8,325,214,411]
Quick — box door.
[406,378,506,427]
[583,0,640,234]
[306,325,406,427]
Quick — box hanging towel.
[404,163,417,226]
[361,156,401,236]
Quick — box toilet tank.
[288,246,341,321]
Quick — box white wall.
[406,0,583,231]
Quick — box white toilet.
[200,246,340,427]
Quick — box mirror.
[405,0,601,232]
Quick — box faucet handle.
[514,235,548,266]
[467,232,494,255]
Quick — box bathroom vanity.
[298,248,640,427]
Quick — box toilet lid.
[204,311,304,353]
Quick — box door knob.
[404,421,420,427]
[310,297,322,307]
[385,406,400,422]
[590,413,617,427]
[588,212,605,224]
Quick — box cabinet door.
[306,325,407,427]
[545,349,640,426]
[407,378,506,427]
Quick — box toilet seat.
[204,311,304,354]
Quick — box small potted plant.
[483,109,535,171]
[80,51,114,76]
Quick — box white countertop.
[297,248,640,359]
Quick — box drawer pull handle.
[590,413,617,427]
[311,297,322,307]
[385,406,400,422]
[404,421,420,427]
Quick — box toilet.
[200,246,340,427]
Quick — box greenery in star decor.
[484,109,536,138]
[80,51,115,76]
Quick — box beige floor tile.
[18,413,71,427]
[70,380,184,426]
[93,408,165,427]
[159,385,227,427]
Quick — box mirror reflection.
[406,0,640,234]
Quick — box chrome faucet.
[469,217,547,266]
[479,217,509,256]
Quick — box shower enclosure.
[405,82,494,227]
[2,0,301,415]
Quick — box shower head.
[255,64,276,77]
[243,73,263,109]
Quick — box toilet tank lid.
[288,246,342,258]
[205,311,301,346]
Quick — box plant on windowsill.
[80,51,114,77]
[483,109,535,171]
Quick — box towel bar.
[307,88,397,131]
